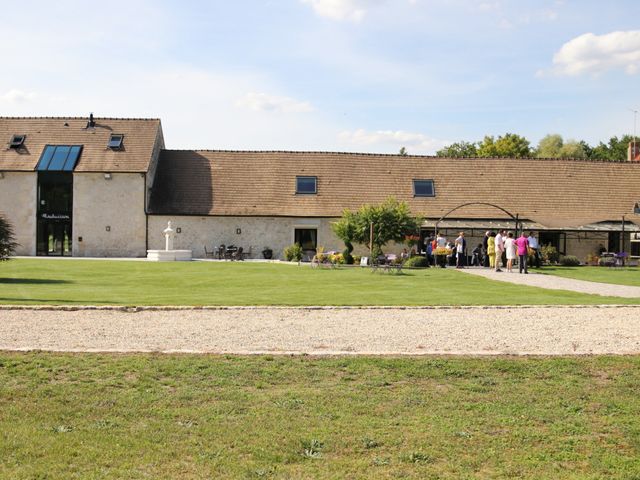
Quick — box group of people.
[424,230,541,273]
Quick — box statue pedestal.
[147,249,192,261]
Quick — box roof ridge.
[161,149,634,163]
[0,116,160,121]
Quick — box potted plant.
[262,247,273,259]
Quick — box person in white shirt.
[494,230,505,272]
[527,231,540,268]
[504,232,517,272]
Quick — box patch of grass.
[541,266,640,287]
[1,353,639,478]
[1,259,638,305]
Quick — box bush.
[403,256,429,268]
[540,244,559,264]
[329,253,345,264]
[560,255,580,266]
[352,255,361,265]
[284,243,303,262]
[0,215,18,261]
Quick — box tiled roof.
[148,150,640,226]
[0,117,162,172]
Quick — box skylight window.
[36,145,83,171]
[296,176,317,194]
[108,134,124,150]
[413,179,435,197]
[9,134,26,148]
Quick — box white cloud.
[236,92,313,113]
[301,0,384,22]
[550,30,640,76]
[0,89,36,103]
[339,128,447,154]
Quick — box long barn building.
[1,116,639,260]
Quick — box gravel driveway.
[1,306,639,355]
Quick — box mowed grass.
[1,259,639,305]
[1,353,639,479]
[542,266,640,287]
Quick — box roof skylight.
[9,134,26,148]
[108,134,124,150]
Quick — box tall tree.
[590,135,634,161]
[0,215,18,261]
[436,141,478,157]
[477,133,531,158]
[398,147,408,156]
[536,134,563,157]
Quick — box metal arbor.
[432,202,521,236]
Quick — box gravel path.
[458,268,640,298]
[1,306,639,355]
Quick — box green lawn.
[541,266,640,287]
[1,353,639,479]
[1,259,638,305]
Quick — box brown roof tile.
[0,117,162,172]
[148,150,640,225]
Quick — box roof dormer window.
[9,134,26,149]
[108,134,124,150]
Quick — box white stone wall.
[0,172,37,255]
[73,173,147,257]
[148,216,352,259]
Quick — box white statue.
[163,221,175,251]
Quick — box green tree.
[590,135,634,161]
[536,134,586,158]
[558,140,586,159]
[536,134,563,158]
[398,147,408,156]
[0,215,18,261]
[478,133,531,158]
[331,210,358,264]
[436,141,478,157]
[347,197,422,258]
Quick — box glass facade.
[36,172,73,256]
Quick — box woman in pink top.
[515,233,529,274]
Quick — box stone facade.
[148,215,350,259]
[73,173,147,257]
[0,172,37,255]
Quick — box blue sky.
[1,0,639,154]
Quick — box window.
[413,179,435,197]
[295,228,317,251]
[108,134,124,149]
[296,176,317,194]
[36,145,83,171]
[9,134,25,148]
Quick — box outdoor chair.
[232,246,244,261]
[204,245,215,258]
[218,244,226,260]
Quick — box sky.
[1,0,639,154]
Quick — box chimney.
[629,140,640,162]
[87,113,96,129]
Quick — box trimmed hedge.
[403,256,429,268]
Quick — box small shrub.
[0,215,18,261]
[329,253,345,264]
[284,243,303,262]
[403,256,429,268]
[540,244,559,264]
[560,255,580,266]
[352,255,361,265]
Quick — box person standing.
[482,231,490,267]
[516,232,530,274]
[527,231,540,268]
[494,230,505,272]
[455,231,466,268]
[504,232,516,273]
[487,231,496,269]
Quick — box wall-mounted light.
[105,226,111,232]
[176,227,182,234]
[78,236,83,242]
[236,228,242,235]
[104,173,112,180]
